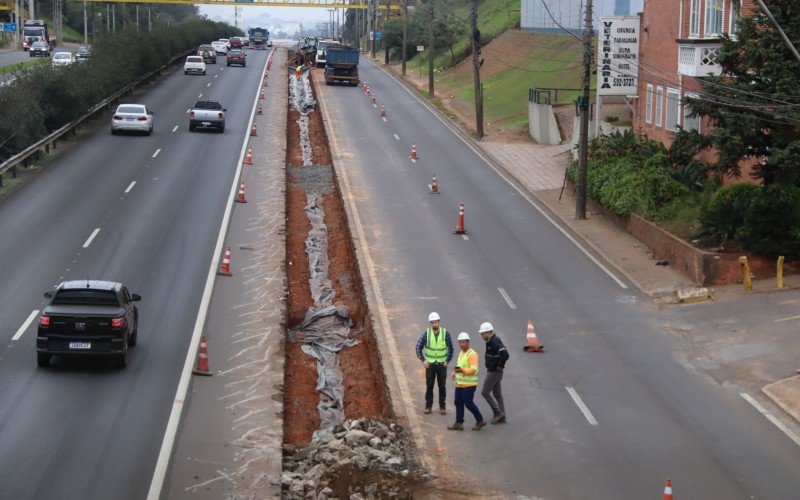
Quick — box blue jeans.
[454,386,484,424]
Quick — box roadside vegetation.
[0,59,45,75]
[0,20,236,162]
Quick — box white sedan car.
[51,51,75,67]
[183,55,206,75]
[211,41,227,55]
[111,104,154,135]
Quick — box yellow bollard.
[777,256,785,289]
[739,256,753,291]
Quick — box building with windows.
[521,0,644,34]
[634,0,753,154]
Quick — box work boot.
[424,407,432,414]
[440,407,447,415]
[447,422,464,431]
[472,420,487,431]
[491,412,506,424]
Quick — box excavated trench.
[283,63,391,446]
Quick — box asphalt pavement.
[316,60,800,498]
[0,43,77,68]
[0,49,269,499]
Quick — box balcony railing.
[677,39,723,77]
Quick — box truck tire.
[129,328,137,347]
[184,70,188,75]
[37,353,51,367]
[218,123,225,133]
[115,351,127,369]
[202,70,206,75]
[189,124,195,132]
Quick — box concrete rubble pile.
[279,418,422,499]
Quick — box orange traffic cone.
[259,88,265,99]
[192,336,212,376]
[250,122,257,136]
[257,104,263,115]
[217,246,233,276]
[371,92,376,104]
[662,479,673,500]
[235,181,247,203]
[380,104,386,118]
[523,320,544,352]
[429,174,440,194]
[454,202,466,234]
[244,148,253,165]
[409,142,418,160]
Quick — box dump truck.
[22,19,55,51]
[248,27,269,50]
[324,45,359,86]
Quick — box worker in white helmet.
[479,322,509,424]
[415,312,454,414]
[447,332,486,431]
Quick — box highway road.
[0,44,75,68]
[0,49,267,499]
[316,61,800,498]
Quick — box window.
[655,86,664,126]
[705,0,725,37]
[53,289,119,306]
[683,94,701,132]
[666,89,681,131]
[645,84,654,123]
[690,0,701,37]
[729,0,741,37]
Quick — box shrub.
[695,182,760,247]
[739,184,800,258]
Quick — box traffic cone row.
[380,104,386,118]
[663,479,673,500]
[250,122,257,136]
[523,320,544,352]
[429,174,439,194]
[244,148,253,165]
[371,92,376,104]
[192,336,212,376]
[454,202,466,234]
[257,104,263,115]
[217,246,233,276]
[235,180,247,203]
[259,88,265,99]
[409,142,418,160]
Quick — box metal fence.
[528,87,589,105]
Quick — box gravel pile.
[280,418,424,499]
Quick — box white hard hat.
[479,322,494,333]
[428,312,440,322]
[457,332,470,341]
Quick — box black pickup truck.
[37,281,141,368]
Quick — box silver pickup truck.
[188,100,226,133]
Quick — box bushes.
[740,185,800,258]
[0,20,235,160]
[695,183,760,247]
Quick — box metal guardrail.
[528,87,585,105]
[0,48,194,187]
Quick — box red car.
[229,37,243,49]
[226,49,246,67]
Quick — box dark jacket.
[484,333,509,372]
[415,327,454,364]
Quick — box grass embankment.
[0,59,46,75]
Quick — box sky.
[198,5,335,35]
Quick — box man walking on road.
[416,312,454,414]
[448,332,487,431]
[479,322,509,424]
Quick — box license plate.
[202,121,211,126]
[69,342,91,350]
[125,117,135,121]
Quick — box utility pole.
[136,4,139,31]
[370,0,376,58]
[148,5,151,32]
[83,0,88,44]
[576,0,593,220]
[401,0,407,75]
[111,4,115,33]
[106,3,109,31]
[428,0,434,96]
[470,0,483,138]
[28,0,33,21]
[13,0,19,48]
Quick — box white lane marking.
[172,125,178,133]
[152,148,161,158]
[774,315,800,323]
[12,310,39,341]
[741,392,800,448]
[382,117,387,122]
[410,296,439,300]
[207,82,212,87]
[124,181,136,194]
[497,288,517,309]
[462,234,469,241]
[566,387,599,426]
[186,108,191,113]
[410,159,416,163]
[214,75,218,78]
[393,134,399,140]
[82,228,100,248]
[373,103,377,108]
[146,48,274,500]
[198,93,203,98]
[371,61,628,290]
[220,67,224,71]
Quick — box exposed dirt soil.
[283,66,391,446]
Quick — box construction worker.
[479,322,509,424]
[295,65,303,79]
[448,332,486,431]
[415,312,453,414]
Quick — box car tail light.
[218,112,224,120]
[137,116,148,121]
[190,111,195,118]
[113,115,123,120]
[39,316,50,328]
[111,317,124,329]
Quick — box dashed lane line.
[82,228,100,248]
[497,288,517,309]
[207,83,212,87]
[566,387,599,426]
[393,134,399,140]
[741,392,800,448]
[198,93,203,98]
[461,234,469,241]
[12,310,39,341]
[152,148,161,158]
[124,181,136,194]
[172,126,178,133]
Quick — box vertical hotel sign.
[598,16,640,96]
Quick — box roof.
[58,280,122,291]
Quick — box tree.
[686,0,800,185]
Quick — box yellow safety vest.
[424,328,447,364]
[456,348,478,387]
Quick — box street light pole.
[428,0,434,96]
[401,0,407,75]
[576,0,593,220]
[470,0,483,138]
[83,0,88,45]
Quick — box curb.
[762,375,800,426]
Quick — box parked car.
[211,41,227,55]
[226,49,246,67]
[76,46,92,62]
[229,36,243,49]
[111,104,154,135]
[184,55,206,75]
[51,51,75,67]
[188,99,226,133]
[29,40,50,57]
[197,44,217,64]
[36,280,141,369]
